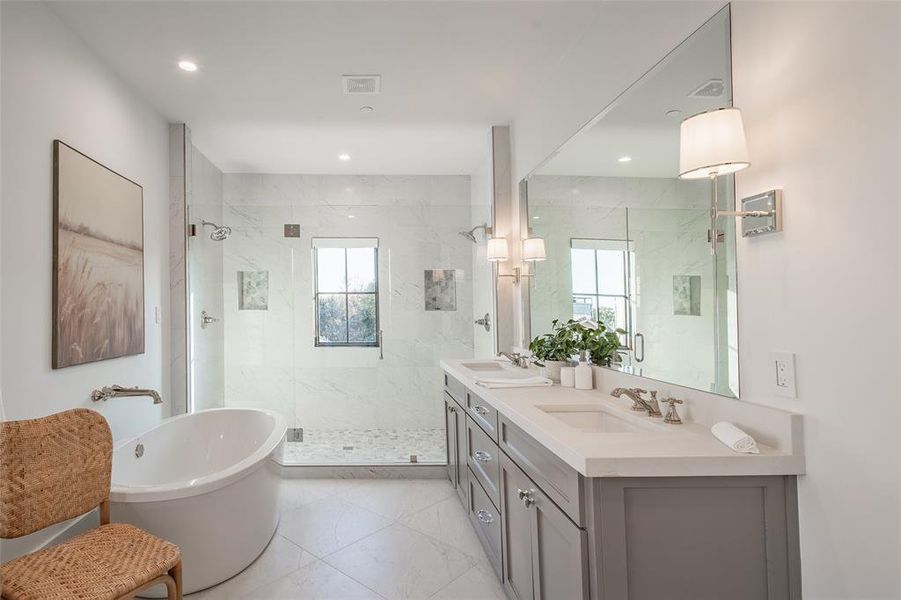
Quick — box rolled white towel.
[474,376,553,389]
[711,422,760,454]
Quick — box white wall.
[0,1,170,438]
[512,2,901,596]
[731,3,901,597]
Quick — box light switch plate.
[772,351,797,398]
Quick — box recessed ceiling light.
[532,215,540,220]
[348,214,356,219]
[666,109,682,118]
[178,60,198,72]
[618,156,632,163]
[338,153,351,161]
[359,106,374,113]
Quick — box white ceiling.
[48,1,603,175]
[535,7,732,178]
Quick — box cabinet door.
[455,414,468,506]
[500,453,536,600]
[445,396,459,487]
[530,483,589,600]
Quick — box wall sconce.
[487,238,509,262]
[495,237,546,285]
[522,237,546,262]
[679,107,782,242]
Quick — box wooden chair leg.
[169,561,183,600]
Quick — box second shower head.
[199,220,232,241]
[458,224,492,244]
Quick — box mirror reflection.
[525,7,739,397]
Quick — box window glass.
[314,241,379,346]
[316,248,347,293]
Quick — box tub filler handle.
[91,385,163,405]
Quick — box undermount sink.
[537,405,669,434]
[460,361,506,371]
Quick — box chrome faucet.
[497,351,529,368]
[611,387,662,417]
[91,385,162,405]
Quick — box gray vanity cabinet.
[444,393,467,507]
[500,452,589,600]
[443,370,802,600]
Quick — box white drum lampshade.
[679,108,750,179]
[487,237,509,262]
[522,237,546,262]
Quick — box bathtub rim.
[110,408,287,503]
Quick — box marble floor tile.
[324,523,474,599]
[279,478,360,511]
[278,497,392,558]
[399,496,487,560]
[430,565,507,600]
[242,560,382,599]
[341,479,456,521]
[187,534,316,598]
[189,479,503,600]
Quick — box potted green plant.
[576,319,625,367]
[529,318,626,381]
[528,319,579,381]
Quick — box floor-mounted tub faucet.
[91,385,162,405]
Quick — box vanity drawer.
[499,414,586,527]
[466,389,498,441]
[444,373,466,407]
[467,470,503,580]
[467,416,501,506]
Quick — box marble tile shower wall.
[188,145,225,411]
[220,174,475,434]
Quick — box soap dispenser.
[575,351,593,390]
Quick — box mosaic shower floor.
[278,428,447,465]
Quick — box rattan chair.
[0,408,183,600]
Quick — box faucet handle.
[662,397,684,424]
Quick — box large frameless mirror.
[523,6,739,397]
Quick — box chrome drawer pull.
[476,509,495,524]
[517,488,535,508]
[474,450,492,463]
[473,405,489,416]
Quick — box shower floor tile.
[278,428,446,465]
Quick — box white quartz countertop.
[440,359,805,478]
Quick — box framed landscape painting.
[53,140,145,368]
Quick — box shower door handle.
[200,310,219,329]
[634,332,645,362]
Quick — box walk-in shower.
[186,148,495,466]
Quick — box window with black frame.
[313,238,379,346]
[570,238,634,345]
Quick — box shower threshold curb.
[276,463,448,479]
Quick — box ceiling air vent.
[342,75,381,95]
[688,78,725,98]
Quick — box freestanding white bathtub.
[110,408,286,596]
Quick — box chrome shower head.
[200,220,232,241]
[458,224,491,244]
[458,230,478,243]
